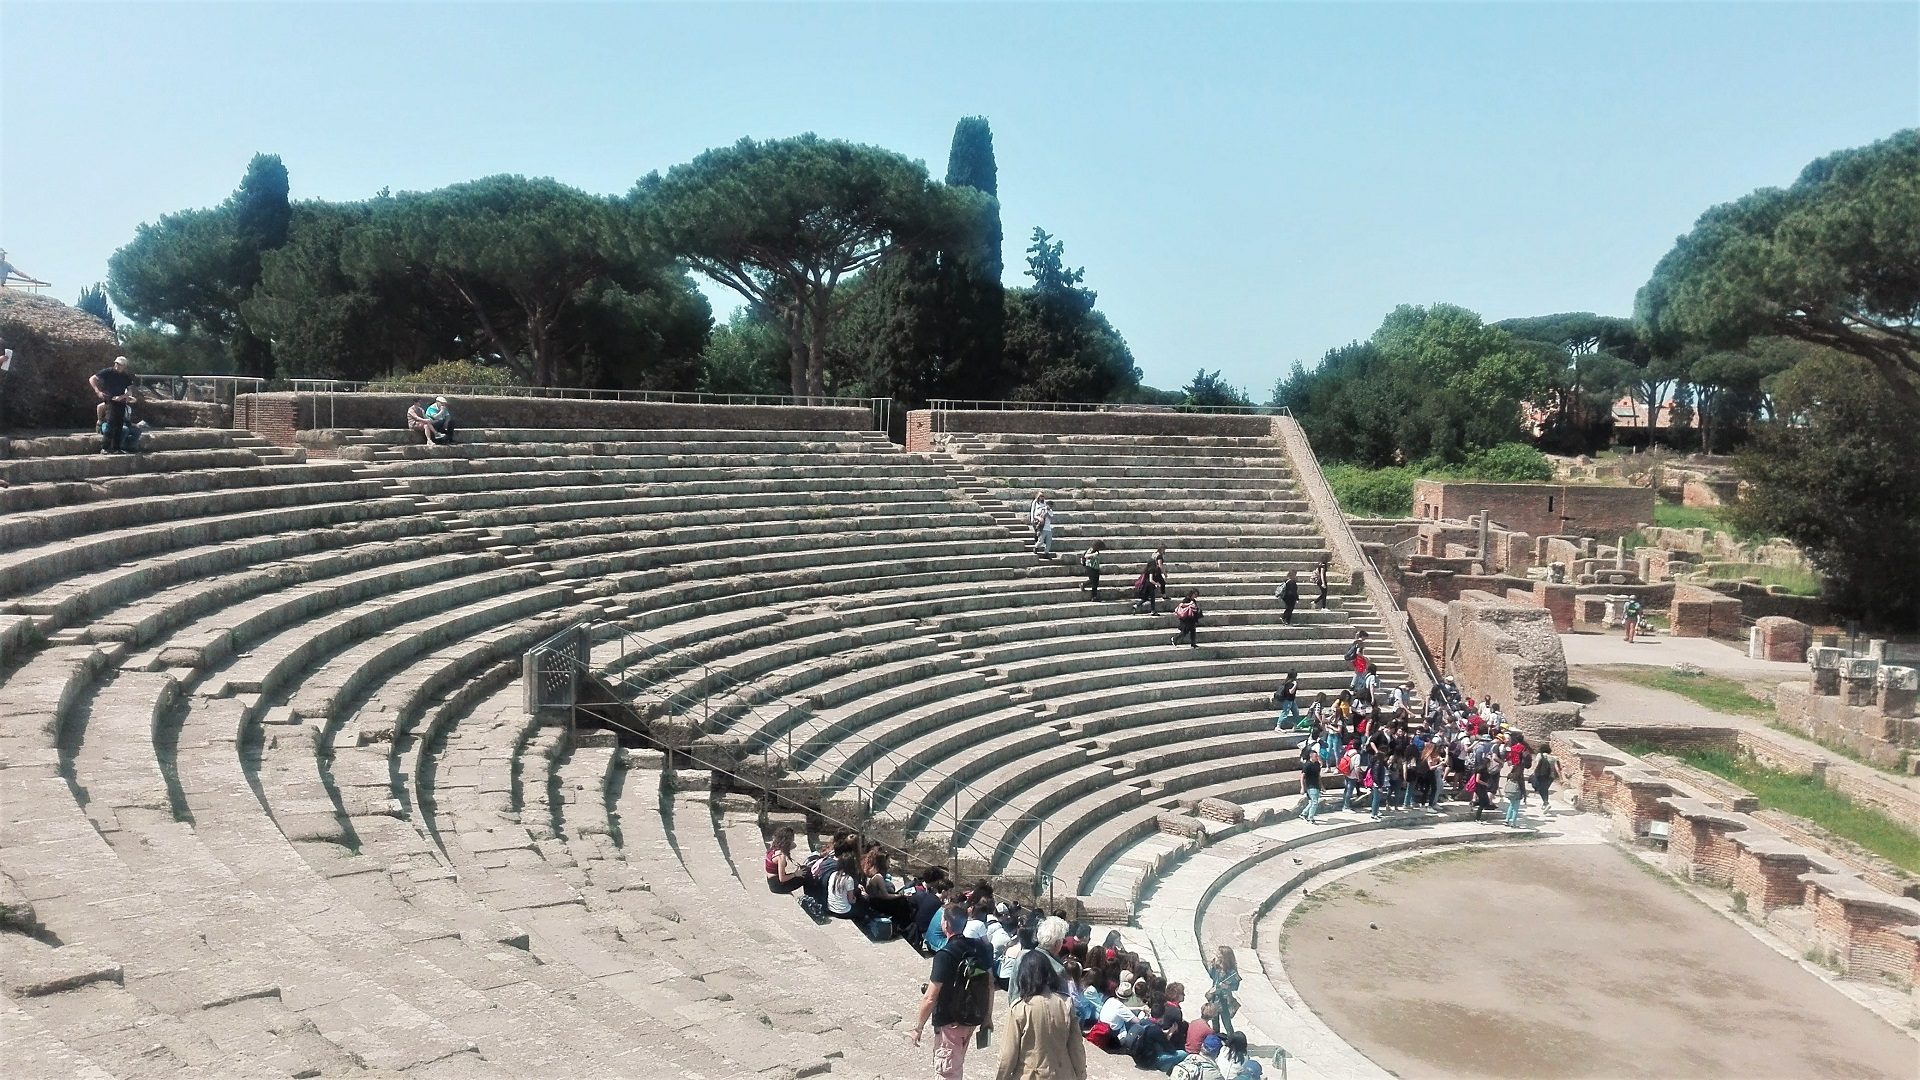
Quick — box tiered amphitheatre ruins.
[1,389,1915,1078]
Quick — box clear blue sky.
[4,2,1916,395]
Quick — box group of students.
[767,828,1264,1079]
[1275,667,1563,827]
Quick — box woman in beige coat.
[996,949,1087,1080]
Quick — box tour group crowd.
[765,529,1565,1080]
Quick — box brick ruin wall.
[1556,730,1920,993]
[1410,479,1654,541]
[236,393,877,446]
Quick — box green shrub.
[1327,464,1417,517]
[1454,443,1555,483]
[369,360,522,391]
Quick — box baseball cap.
[113,356,129,366]
[1203,1034,1223,1054]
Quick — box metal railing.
[284,380,892,434]
[135,374,266,406]
[927,397,1290,437]
[540,618,1064,901]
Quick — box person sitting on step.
[764,825,806,894]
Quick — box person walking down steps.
[1032,497,1055,557]
[1276,570,1299,625]
[1133,548,1168,615]
[1080,541,1103,599]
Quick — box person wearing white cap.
[424,395,456,444]
[89,356,137,454]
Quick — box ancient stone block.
[1878,665,1918,720]
[1753,616,1811,664]
[1842,658,1880,707]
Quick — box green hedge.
[1327,443,1555,517]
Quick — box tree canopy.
[640,134,980,397]
[1637,128,1920,409]
[1002,229,1140,402]
[1731,350,1920,629]
[833,117,1011,405]
[1276,304,1549,466]
[109,153,290,378]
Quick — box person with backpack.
[1170,591,1202,648]
[994,948,1087,1080]
[1344,631,1369,694]
[1079,541,1103,599]
[1132,548,1168,615]
[1624,597,1643,643]
[1503,736,1533,827]
[1337,743,1362,812]
[1275,570,1299,625]
[1531,742,1563,811]
[1170,1034,1227,1080]
[1271,671,1300,730]
[911,902,996,1079]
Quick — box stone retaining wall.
[903,407,1277,451]
[235,393,878,446]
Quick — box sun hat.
[433,395,448,404]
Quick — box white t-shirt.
[1098,995,1137,1029]
[826,870,856,915]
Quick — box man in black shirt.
[1277,570,1299,625]
[89,356,136,454]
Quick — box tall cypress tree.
[228,154,291,377]
[848,116,1009,404]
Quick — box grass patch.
[1607,668,1774,718]
[1701,562,1821,596]
[1652,503,1729,532]
[1618,743,1920,874]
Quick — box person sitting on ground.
[906,869,951,952]
[1171,591,1202,648]
[995,948,1088,1080]
[405,398,438,444]
[425,395,456,443]
[1184,1002,1219,1054]
[764,826,806,893]
[1171,1034,1227,1080]
[862,847,915,927]
[825,853,864,923]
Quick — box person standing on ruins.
[1276,570,1299,625]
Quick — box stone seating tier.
[0,423,1415,1076]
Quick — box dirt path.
[1279,843,1918,1080]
